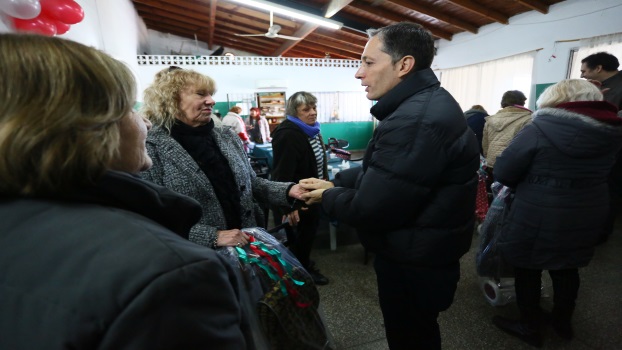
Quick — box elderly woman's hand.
[288,183,308,200]
[216,229,250,247]
[283,210,300,227]
[299,178,334,190]
[301,189,326,205]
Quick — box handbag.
[223,228,332,350]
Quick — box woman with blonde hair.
[140,68,305,250]
[0,34,249,349]
[491,79,622,347]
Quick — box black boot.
[551,306,574,340]
[492,315,543,348]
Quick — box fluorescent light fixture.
[229,0,343,30]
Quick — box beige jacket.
[482,106,532,167]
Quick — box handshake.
[288,178,334,205]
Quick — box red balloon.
[53,19,71,35]
[40,0,84,25]
[11,16,57,36]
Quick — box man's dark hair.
[501,90,527,108]
[367,22,435,71]
[581,52,620,71]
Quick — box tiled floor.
[310,208,622,349]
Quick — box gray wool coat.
[142,124,293,248]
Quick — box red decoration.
[40,0,83,25]
[11,15,56,36]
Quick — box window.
[568,33,622,79]
[438,51,535,114]
[311,91,373,123]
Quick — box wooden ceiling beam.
[515,0,549,14]
[323,0,354,18]
[447,0,509,24]
[208,0,217,50]
[271,23,319,57]
[343,5,454,41]
[316,27,367,44]
[213,33,280,50]
[136,9,205,28]
[133,0,210,22]
[213,35,275,55]
[296,40,361,58]
[377,0,479,33]
[308,32,365,51]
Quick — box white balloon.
[0,0,41,20]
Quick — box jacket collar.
[370,68,440,121]
[556,101,621,125]
[59,171,202,238]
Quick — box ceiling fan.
[234,11,302,40]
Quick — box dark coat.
[271,119,328,183]
[0,171,250,350]
[494,102,622,270]
[323,68,480,267]
[464,108,488,154]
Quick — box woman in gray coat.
[141,68,305,249]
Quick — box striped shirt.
[309,135,324,179]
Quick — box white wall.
[435,0,622,85]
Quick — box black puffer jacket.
[0,171,250,350]
[494,102,622,270]
[323,68,480,267]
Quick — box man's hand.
[299,178,334,190]
[301,188,326,205]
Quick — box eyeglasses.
[168,65,182,72]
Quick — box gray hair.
[367,22,434,71]
[537,79,603,109]
[285,91,317,117]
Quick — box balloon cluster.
[0,0,84,36]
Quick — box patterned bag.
[234,230,332,350]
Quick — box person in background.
[222,106,251,146]
[580,51,622,242]
[491,79,622,347]
[211,110,223,126]
[580,52,622,110]
[299,22,479,349]
[271,91,329,285]
[249,107,271,144]
[464,104,488,154]
[0,34,249,349]
[482,90,532,183]
[140,68,305,250]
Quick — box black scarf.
[170,120,242,229]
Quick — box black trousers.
[514,267,579,324]
[272,205,320,269]
[374,256,460,350]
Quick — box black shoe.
[492,315,543,348]
[542,311,574,340]
[307,267,329,285]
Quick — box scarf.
[287,115,321,137]
[557,101,622,125]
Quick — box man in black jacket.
[301,22,479,349]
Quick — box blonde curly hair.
[141,68,216,131]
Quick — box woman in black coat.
[492,79,622,347]
[0,34,250,349]
[271,91,329,285]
